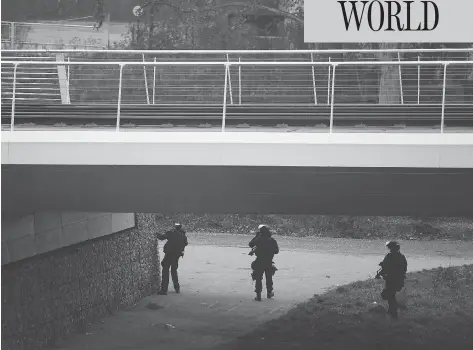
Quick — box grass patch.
[230,265,473,350]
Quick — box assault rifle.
[248,246,256,256]
[375,267,386,280]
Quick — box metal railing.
[2,47,472,65]
[3,47,473,55]
[1,60,472,133]
[3,59,472,104]
[1,21,109,50]
[3,48,472,104]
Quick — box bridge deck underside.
[2,165,473,217]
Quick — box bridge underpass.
[4,164,473,217]
[1,51,472,217]
[2,131,473,218]
[1,48,473,350]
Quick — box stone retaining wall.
[1,213,160,350]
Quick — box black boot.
[387,298,398,319]
[174,286,180,294]
[158,289,167,295]
[255,293,262,301]
[267,291,274,299]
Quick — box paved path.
[53,234,473,350]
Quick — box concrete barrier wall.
[1,213,161,350]
[3,131,473,168]
[2,212,136,265]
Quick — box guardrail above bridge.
[1,58,472,133]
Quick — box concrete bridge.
[2,131,473,218]
[2,49,472,218]
[1,48,473,350]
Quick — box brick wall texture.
[1,213,161,350]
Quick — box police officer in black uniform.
[249,225,279,301]
[377,241,408,318]
[157,223,188,295]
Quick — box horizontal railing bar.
[3,102,471,105]
[1,21,95,28]
[3,111,470,114]
[3,114,472,121]
[0,99,61,101]
[1,78,63,81]
[0,57,56,60]
[4,103,471,106]
[2,60,472,66]
[3,43,107,49]
[14,107,462,110]
[1,72,59,75]
[2,48,473,55]
[4,84,59,89]
[4,115,472,119]
[3,106,471,111]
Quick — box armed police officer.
[376,241,408,319]
[249,225,279,301]
[157,223,188,295]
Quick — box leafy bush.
[153,214,473,241]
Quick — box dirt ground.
[51,234,473,350]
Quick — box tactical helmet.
[386,241,400,250]
[258,224,271,236]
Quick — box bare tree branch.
[198,1,304,24]
[138,0,195,13]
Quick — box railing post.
[55,53,70,104]
[310,53,317,105]
[10,63,19,131]
[67,57,70,83]
[441,62,448,134]
[142,54,150,104]
[222,63,229,132]
[327,57,331,105]
[66,57,71,104]
[238,57,242,105]
[329,64,337,134]
[397,52,404,104]
[226,54,233,105]
[153,57,156,105]
[116,64,124,132]
[67,60,70,103]
[417,56,420,104]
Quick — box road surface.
[52,233,473,350]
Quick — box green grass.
[230,265,473,350]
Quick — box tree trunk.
[148,2,156,50]
[377,43,401,104]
